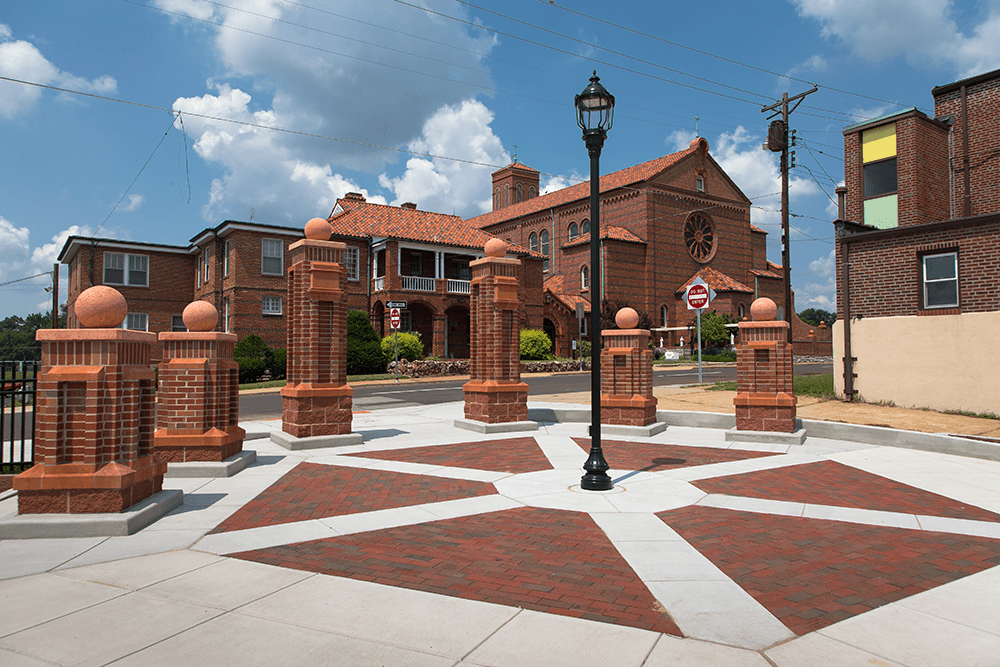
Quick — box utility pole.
[51,263,59,329]
[762,87,817,342]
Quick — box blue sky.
[2,0,999,318]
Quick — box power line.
[0,272,53,289]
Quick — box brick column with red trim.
[734,297,797,432]
[601,308,657,426]
[463,239,529,423]
[154,300,244,462]
[13,286,166,514]
[281,219,353,437]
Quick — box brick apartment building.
[469,137,829,357]
[833,67,1000,415]
[60,202,543,362]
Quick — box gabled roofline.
[58,236,191,263]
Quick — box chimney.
[344,192,366,202]
[835,186,847,220]
[401,202,417,210]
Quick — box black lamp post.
[575,71,615,491]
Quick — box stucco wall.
[833,313,1000,416]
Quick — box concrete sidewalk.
[2,401,999,666]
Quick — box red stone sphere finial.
[182,300,219,332]
[750,297,777,322]
[75,285,128,329]
[484,237,507,258]
[615,307,639,329]
[304,217,332,241]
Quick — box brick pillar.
[464,239,529,423]
[281,219,353,437]
[14,286,166,514]
[432,312,447,358]
[154,300,244,463]
[601,308,657,426]
[734,298,797,432]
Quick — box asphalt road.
[238,362,832,420]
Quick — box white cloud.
[0,28,116,119]
[0,215,31,284]
[794,249,837,311]
[119,194,145,212]
[162,0,499,222]
[378,99,509,215]
[792,0,1000,76]
[540,171,585,195]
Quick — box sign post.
[684,278,716,385]
[575,303,585,370]
[389,307,401,382]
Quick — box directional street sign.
[389,308,401,330]
[684,277,716,311]
[386,301,407,309]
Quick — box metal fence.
[2,360,39,474]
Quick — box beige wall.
[833,313,1000,416]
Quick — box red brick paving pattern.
[211,463,497,533]
[234,507,682,636]
[345,437,553,474]
[659,505,1000,634]
[692,460,1000,522]
[573,438,780,472]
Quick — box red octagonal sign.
[686,284,710,309]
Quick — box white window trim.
[922,251,959,309]
[223,240,230,277]
[104,252,148,287]
[581,265,590,290]
[345,246,360,281]
[262,295,283,315]
[261,238,284,276]
[123,313,148,331]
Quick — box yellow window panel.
[862,122,896,162]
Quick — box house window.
[202,247,210,284]
[922,252,958,308]
[581,218,591,235]
[529,186,536,199]
[196,254,202,285]
[696,175,705,192]
[453,259,471,281]
[223,240,230,277]
[223,297,230,332]
[737,303,746,319]
[171,315,186,332]
[103,252,148,287]
[516,183,523,203]
[345,246,360,281]
[568,222,579,241]
[494,188,500,210]
[410,252,422,276]
[581,265,589,290]
[861,122,898,229]
[529,232,538,252]
[504,184,509,206]
[124,313,148,331]
[660,305,668,328]
[540,229,550,272]
[261,239,284,276]
[262,295,282,315]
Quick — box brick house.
[469,138,829,357]
[833,67,1000,415]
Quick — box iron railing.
[2,360,39,474]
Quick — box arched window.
[493,188,500,210]
[539,229,549,272]
[581,265,589,290]
[529,232,538,252]
[581,218,591,235]
[660,305,668,328]
[504,184,510,206]
[529,186,537,199]
[737,303,745,319]
[516,183,523,203]
[568,222,578,241]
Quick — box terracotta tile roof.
[767,261,783,273]
[544,274,590,312]
[750,224,767,234]
[563,226,645,248]
[749,268,783,279]
[676,267,754,294]
[504,162,539,172]
[468,147,699,229]
[329,197,542,258]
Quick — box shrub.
[234,334,273,384]
[519,329,553,360]
[580,340,592,358]
[270,348,287,380]
[346,310,386,375]
[381,331,424,362]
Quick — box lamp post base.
[580,472,613,490]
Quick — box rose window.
[684,214,716,262]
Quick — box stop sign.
[390,308,401,329]
[686,284,710,309]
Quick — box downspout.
[89,239,96,288]
[962,84,971,217]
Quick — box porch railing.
[2,360,39,474]
[447,279,471,294]
[372,276,385,292]
[401,276,436,292]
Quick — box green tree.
[234,334,273,383]
[381,331,423,362]
[0,308,66,361]
[519,329,553,360]
[695,310,734,348]
[346,310,386,375]
[798,308,837,326]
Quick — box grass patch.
[942,408,999,420]
[702,374,837,399]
